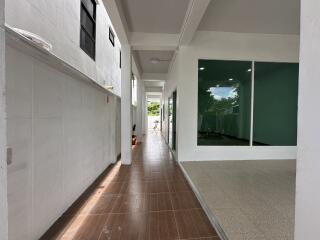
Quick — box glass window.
[198,60,252,146]
[80,0,96,60]
[253,62,299,146]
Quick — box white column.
[295,1,320,239]
[136,77,143,142]
[141,88,147,135]
[0,0,8,239]
[121,45,132,165]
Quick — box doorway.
[168,90,177,151]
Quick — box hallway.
[40,131,219,240]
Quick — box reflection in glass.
[253,62,299,146]
[198,60,252,146]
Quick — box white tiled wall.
[0,0,8,238]
[6,46,118,240]
[5,0,122,96]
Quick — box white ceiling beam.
[132,55,142,79]
[147,93,162,97]
[179,0,211,45]
[145,87,163,93]
[142,73,167,81]
[144,80,165,88]
[130,32,179,51]
[102,0,129,45]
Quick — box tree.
[148,102,160,116]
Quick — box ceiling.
[134,50,174,74]
[198,0,300,34]
[113,0,300,94]
[144,80,165,88]
[120,0,190,33]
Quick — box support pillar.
[141,87,147,135]
[0,0,8,238]
[121,45,132,165]
[295,0,320,239]
[136,77,143,142]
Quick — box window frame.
[109,27,115,47]
[80,0,96,60]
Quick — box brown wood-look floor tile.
[40,133,220,240]
[127,170,151,181]
[168,180,191,192]
[121,180,148,194]
[107,173,128,182]
[148,171,167,181]
[97,181,125,195]
[100,213,148,240]
[174,209,218,239]
[146,193,173,212]
[165,169,186,181]
[187,238,220,240]
[146,181,170,193]
[84,193,118,214]
[41,214,108,240]
[170,191,201,210]
[112,194,146,213]
[65,193,118,215]
[148,211,179,240]
[63,194,91,216]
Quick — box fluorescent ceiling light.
[150,57,170,64]
[199,67,205,71]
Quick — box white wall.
[162,52,179,144]
[165,31,300,162]
[295,1,320,239]
[0,0,8,239]
[6,45,118,240]
[5,0,122,95]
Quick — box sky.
[207,86,238,100]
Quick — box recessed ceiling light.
[247,68,252,72]
[199,67,205,71]
[229,78,234,81]
[150,57,160,64]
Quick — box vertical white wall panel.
[6,46,117,240]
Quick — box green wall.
[253,62,299,146]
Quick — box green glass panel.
[253,62,299,146]
[198,60,252,146]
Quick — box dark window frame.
[80,0,96,60]
[109,27,115,46]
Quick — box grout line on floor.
[167,178,182,240]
